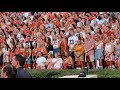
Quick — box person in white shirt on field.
[36,52,46,70]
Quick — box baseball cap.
[78,71,86,77]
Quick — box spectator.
[63,53,73,69]
[115,38,120,68]
[68,28,78,68]
[52,35,60,57]
[32,43,38,69]
[11,54,32,78]
[94,35,104,69]
[104,37,114,69]
[45,52,53,70]
[60,34,68,60]
[51,53,63,70]
[2,43,10,66]
[1,64,17,78]
[84,33,95,69]
[23,44,32,69]
[36,52,46,70]
[74,40,85,69]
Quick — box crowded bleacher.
[0,12,120,70]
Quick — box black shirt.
[16,67,32,78]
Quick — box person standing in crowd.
[104,37,114,69]
[39,43,48,59]
[45,52,53,70]
[51,53,63,70]
[52,35,60,57]
[45,37,53,54]
[63,53,73,69]
[115,38,120,68]
[1,64,17,78]
[32,43,38,69]
[16,44,24,56]
[2,43,10,66]
[25,36,33,50]
[68,28,78,68]
[10,44,16,62]
[60,34,68,60]
[74,40,85,69]
[18,44,24,56]
[11,54,32,78]
[94,35,104,69]
[84,33,95,69]
[36,52,46,70]
[23,44,32,69]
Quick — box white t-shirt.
[52,58,63,69]
[68,35,78,51]
[53,39,59,49]
[36,57,46,66]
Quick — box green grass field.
[28,69,120,78]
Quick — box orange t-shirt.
[74,44,84,54]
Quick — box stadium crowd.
[0,12,120,70]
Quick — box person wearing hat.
[73,39,85,69]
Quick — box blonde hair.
[48,52,53,58]
[55,53,60,58]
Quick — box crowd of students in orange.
[0,12,120,70]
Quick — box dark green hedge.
[28,69,120,78]
[1,69,119,78]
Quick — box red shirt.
[84,38,95,56]
[89,16,94,21]
[16,49,24,55]
[24,29,30,34]
[107,31,113,36]
[56,21,60,28]
[10,50,16,61]
[31,22,35,29]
